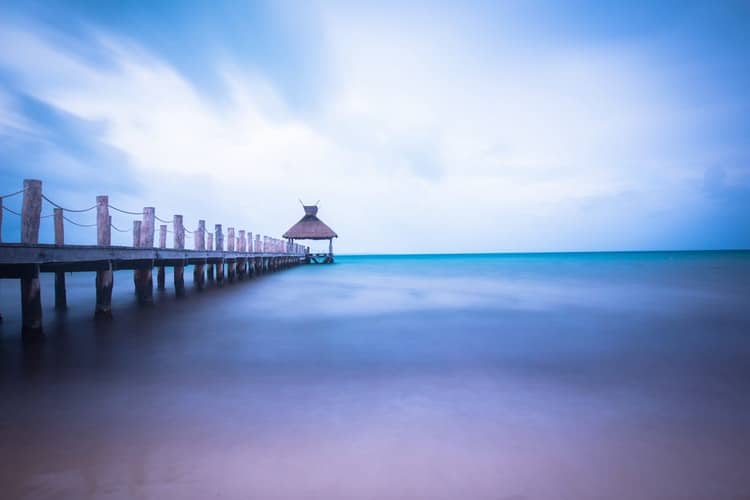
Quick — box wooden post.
[174,215,185,296]
[157,224,167,290]
[133,220,141,246]
[94,195,113,319]
[194,220,206,290]
[215,224,224,285]
[20,179,43,340]
[0,196,3,243]
[53,207,67,309]
[248,232,253,252]
[141,207,155,248]
[227,227,235,282]
[207,232,214,281]
[227,227,235,251]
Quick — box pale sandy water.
[1,252,749,499]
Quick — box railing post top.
[24,179,42,187]
[97,195,108,203]
[174,214,183,222]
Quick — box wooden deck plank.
[0,244,302,270]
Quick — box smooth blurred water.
[1,252,749,499]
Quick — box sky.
[0,0,748,253]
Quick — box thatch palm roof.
[283,205,338,240]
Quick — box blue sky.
[0,0,748,252]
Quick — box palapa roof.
[283,205,338,240]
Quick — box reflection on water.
[1,252,750,499]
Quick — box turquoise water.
[1,251,749,499]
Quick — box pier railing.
[0,179,308,340]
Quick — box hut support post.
[20,179,43,340]
[157,224,167,290]
[53,207,67,310]
[174,215,185,296]
[94,196,113,319]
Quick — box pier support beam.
[237,230,245,280]
[53,207,67,310]
[132,220,141,293]
[227,227,236,282]
[20,179,43,341]
[174,215,185,297]
[194,220,206,290]
[157,224,167,290]
[207,232,214,281]
[215,224,224,285]
[94,196,113,319]
[134,207,154,305]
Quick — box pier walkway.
[0,179,307,341]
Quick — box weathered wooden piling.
[132,220,141,292]
[207,232,215,281]
[157,224,167,290]
[215,224,224,285]
[237,230,246,279]
[193,220,206,290]
[53,207,67,310]
[20,179,43,340]
[174,215,185,296]
[94,196,113,319]
[134,207,155,304]
[227,227,236,282]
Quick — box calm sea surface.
[1,252,749,499]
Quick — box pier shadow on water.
[1,252,750,499]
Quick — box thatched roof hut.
[283,205,337,240]
[283,204,337,263]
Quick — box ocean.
[1,251,749,499]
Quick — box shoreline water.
[1,251,749,499]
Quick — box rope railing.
[41,194,97,213]
[2,179,309,257]
[0,187,27,198]
[62,215,97,228]
[2,205,22,216]
[109,204,144,216]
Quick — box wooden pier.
[0,179,309,341]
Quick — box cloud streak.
[0,2,748,251]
